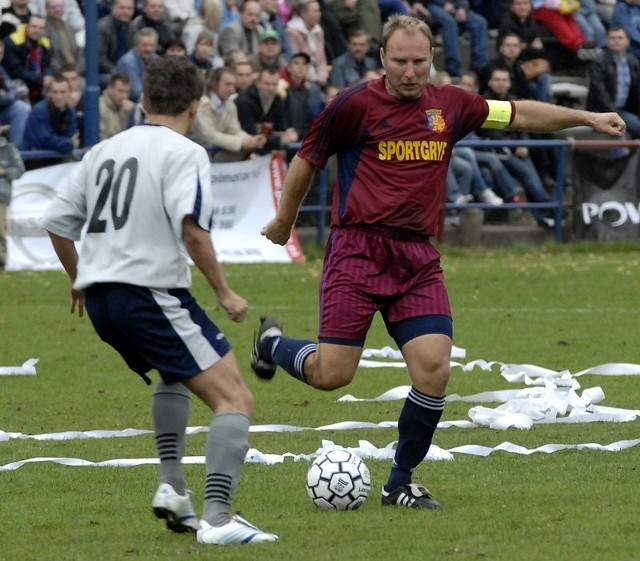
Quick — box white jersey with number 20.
[42,125,214,291]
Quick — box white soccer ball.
[306,449,371,510]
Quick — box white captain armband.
[481,100,513,130]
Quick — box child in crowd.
[0,125,25,271]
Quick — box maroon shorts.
[318,226,452,343]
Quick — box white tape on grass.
[3,438,640,471]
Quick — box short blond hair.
[381,15,434,51]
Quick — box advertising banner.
[6,153,304,271]
[572,149,640,241]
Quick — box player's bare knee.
[313,368,354,391]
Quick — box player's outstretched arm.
[262,155,317,246]
[182,216,248,323]
[510,99,626,136]
[47,231,85,317]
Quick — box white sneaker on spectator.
[454,194,473,205]
[152,483,199,533]
[478,189,503,205]
[197,516,279,545]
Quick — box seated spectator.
[189,30,222,78]
[232,59,255,95]
[531,0,598,60]
[99,72,134,140]
[498,0,552,82]
[235,66,298,154]
[249,28,288,73]
[133,0,173,54]
[30,0,85,47]
[98,0,135,85]
[164,36,188,57]
[223,47,250,67]
[60,63,83,138]
[20,72,78,154]
[328,0,382,51]
[574,0,607,49]
[487,32,552,102]
[278,51,324,140]
[45,0,85,74]
[285,0,328,86]
[0,0,31,40]
[0,124,24,271]
[413,0,488,77]
[115,27,160,102]
[586,26,640,139]
[328,28,378,88]
[4,15,53,105]
[218,0,261,57]
[258,0,292,60]
[478,67,557,228]
[0,40,30,146]
[457,70,525,204]
[192,66,266,161]
[612,0,640,59]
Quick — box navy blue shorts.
[85,283,231,385]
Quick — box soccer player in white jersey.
[41,57,278,546]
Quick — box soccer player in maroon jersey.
[252,15,625,509]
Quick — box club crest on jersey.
[425,109,445,133]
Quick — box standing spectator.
[612,0,640,59]
[286,0,328,86]
[0,125,25,271]
[0,40,30,146]
[258,0,292,60]
[98,0,136,84]
[115,27,160,102]
[218,0,261,56]
[249,28,288,72]
[235,66,298,153]
[99,72,134,139]
[45,0,85,74]
[192,66,266,160]
[21,73,78,154]
[133,0,173,54]
[4,15,53,105]
[416,0,489,77]
[586,26,640,139]
[478,67,556,227]
[328,29,378,88]
[0,0,31,40]
[278,51,324,140]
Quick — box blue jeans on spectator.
[574,0,607,47]
[447,153,473,202]
[0,100,30,146]
[502,154,552,224]
[474,150,520,200]
[454,146,491,197]
[428,4,488,76]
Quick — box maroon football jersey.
[297,77,491,236]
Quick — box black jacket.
[586,49,640,115]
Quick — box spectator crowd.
[0,0,638,220]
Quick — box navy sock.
[266,336,315,383]
[384,388,445,492]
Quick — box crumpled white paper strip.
[0,358,38,375]
[3,437,640,471]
